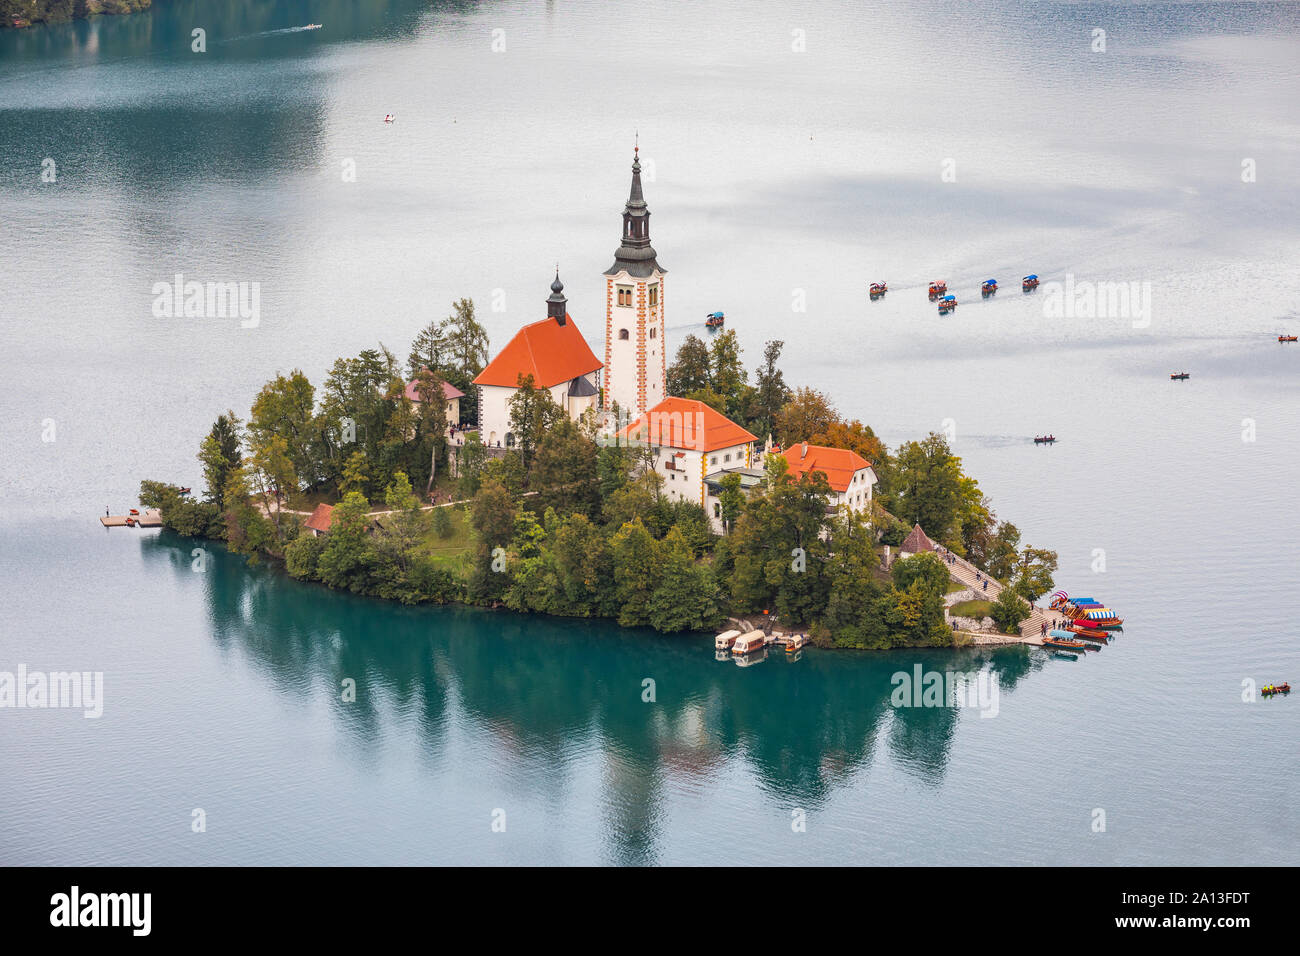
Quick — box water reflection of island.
[141,532,1045,863]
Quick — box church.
[467,147,877,532]
[473,147,667,447]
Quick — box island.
[137,151,1058,650]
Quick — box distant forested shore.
[2,0,150,29]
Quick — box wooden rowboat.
[1279,336,1297,343]
[1043,635,1090,651]
[1065,625,1110,641]
[1170,372,1190,380]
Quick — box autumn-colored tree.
[775,387,839,447]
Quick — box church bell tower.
[604,146,666,420]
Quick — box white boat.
[714,628,741,651]
[731,629,767,655]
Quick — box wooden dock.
[100,509,162,528]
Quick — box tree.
[552,513,617,617]
[431,505,452,539]
[646,527,723,632]
[454,432,490,500]
[249,433,296,538]
[667,334,712,396]
[984,521,1022,581]
[532,416,599,516]
[709,329,749,421]
[775,387,838,446]
[1012,546,1058,603]
[891,551,950,599]
[221,465,274,561]
[414,367,449,492]
[991,588,1031,634]
[319,348,392,490]
[470,478,516,553]
[717,471,745,534]
[507,373,563,473]
[818,511,888,648]
[316,491,374,592]
[441,298,489,380]
[340,451,370,496]
[407,318,447,381]
[247,371,318,489]
[886,432,965,546]
[728,455,833,624]
[611,519,661,628]
[198,411,242,506]
[749,340,791,439]
[439,298,489,426]
[380,471,423,570]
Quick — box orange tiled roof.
[473,315,602,389]
[304,503,334,533]
[780,443,873,493]
[619,397,757,453]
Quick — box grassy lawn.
[950,599,994,619]
[418,505,475,558]
[946,580,968,593]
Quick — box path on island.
[933,546,1051,645]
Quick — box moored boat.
[1043,635,1090,651]
[714,628,741,651]
[1065,625,1110,642]
[731,629,768,655]
[1050,629,1098,650]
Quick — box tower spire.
[605,143,663,278]
[547,269,567,325]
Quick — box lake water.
[1,0,1297,865]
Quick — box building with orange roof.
[303,503,334,537]
[617,397,758,531]
[778,441,878,514]
[472,273,603,448]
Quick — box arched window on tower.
[618,328,629,341]
[649,327,656,339]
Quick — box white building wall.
[604,270,666,418]
[478,374,600,450]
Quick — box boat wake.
[220,25,323,43]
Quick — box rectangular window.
[617,286,633,307]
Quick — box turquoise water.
[1,0,1298,864]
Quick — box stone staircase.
[933,545,1048,643]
